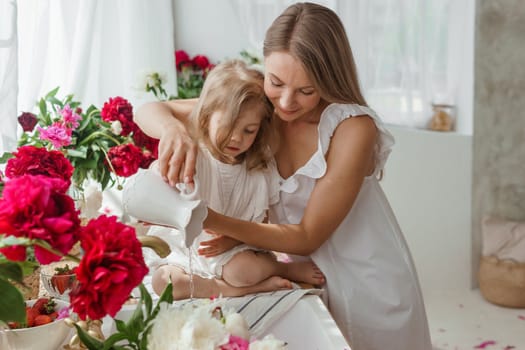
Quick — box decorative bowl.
[0,299,71,350]
[40,262,78,300]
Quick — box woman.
[134,3,432,350]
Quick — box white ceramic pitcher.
[122,169,208,248]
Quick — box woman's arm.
[134,99,199,185]
[203,116,378,255]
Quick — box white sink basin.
[264,295,350,350]
[104,293,351,349]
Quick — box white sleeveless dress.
[269,104,432,350]
[144,147,280,279]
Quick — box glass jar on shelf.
[429,103,455,132]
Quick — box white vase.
[122,169,207,247]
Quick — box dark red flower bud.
[17,112,38,132]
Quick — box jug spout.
[122,169,207,247]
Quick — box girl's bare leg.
[152,264,293,300]
[221,251,325,288]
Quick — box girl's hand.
[198,233,242,257]
[158,122,198,187]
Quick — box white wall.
[381,126,473,294]
[173,0,250,62]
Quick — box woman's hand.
[198,232,242,257]
[157,122,198,187]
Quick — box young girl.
[141,59,325,299]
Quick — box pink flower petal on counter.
[474,340,496,348]
[518,315,525,320]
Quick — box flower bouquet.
[174,50,215,99]
[2,87,159,192]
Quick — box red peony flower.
[0,175,81,264]
[107,144,144,177]
[175,50,191,71]
[69,215,148,320]
[139,150,156,169]
[17,112,38,132]
[5,145,74,187]
[192,54,210,70]
[132,128,159,159]
[100,97,136,136]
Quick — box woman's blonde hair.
[263,2,367,106]
[190,59,277,170]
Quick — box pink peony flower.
[0,175,81,264]
[38,122,72,148]
[59,105,82,129]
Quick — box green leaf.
[139,284,153,316]
[73,324,104,350]
[66,147,88,158]
[47,96,63,108]
[101,332,130,350]
[114,318,127,334]
[45,86,60,99]
[0,278,26,324]
[0,235,32,248]
[0,151,14,164]
[0,261,23,283]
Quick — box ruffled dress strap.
[280,103,395,193]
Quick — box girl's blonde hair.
[190,59,277,170]
[263,2,367,106]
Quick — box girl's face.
[264,52,321,122]
[208,105,263,160]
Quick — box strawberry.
[31,297,50,314]
[34,314,52,326]
[7,321,20,329]
[26,307,39,327]
[51,264,77,294]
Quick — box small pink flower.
[60,105,82,129]
[38,123,72,148]
[474,340,496,348]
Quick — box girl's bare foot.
[283,261,325,286]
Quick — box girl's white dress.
[269,104,432,350]
[144,147,280,279]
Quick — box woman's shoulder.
[319,103,395,176]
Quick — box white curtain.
[230,0,473,133]
[0,0,18,154]
[229,0,336,55]
[16,0,176,115]
[339,0,474,131]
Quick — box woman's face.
[264,52,321,122]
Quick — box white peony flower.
[250,334,288,350]
[224,312,250,340]
[78,183,103,219]
[110,120,122,135]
